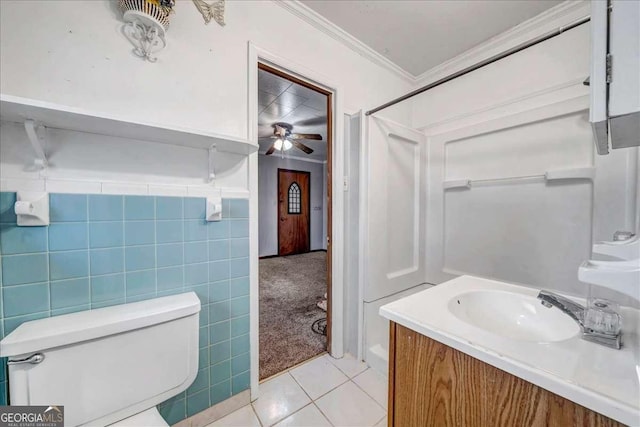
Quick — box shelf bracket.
[208,144,217,183]
[24,119,48,170]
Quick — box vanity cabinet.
[387,322,624,427]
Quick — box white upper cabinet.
[590,0,640,154]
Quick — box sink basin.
[448,290,580,343]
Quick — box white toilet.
[0,292,201,427]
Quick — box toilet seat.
[108,407,169,427]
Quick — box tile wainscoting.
[0,192,250,424]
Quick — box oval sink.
[448,290,580,343]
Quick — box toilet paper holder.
[14,191,49,226]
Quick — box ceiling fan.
[262,122,322,156]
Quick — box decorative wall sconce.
[119,0,172,62]
[118,0,226,62]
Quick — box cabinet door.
[389,323,624,427]
[589,0,608,154]
[590,0,640,153]
[609,0,640,150]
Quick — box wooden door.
[278,169,311,256]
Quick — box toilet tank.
[0,292,200,427]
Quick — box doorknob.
[280,217,285,222]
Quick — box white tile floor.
[207,353,387,427]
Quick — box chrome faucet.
[537,290,622,349]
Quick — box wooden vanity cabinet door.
[388,322,624,427]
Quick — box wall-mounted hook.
[15,191,49,226]
[24,120,48,170]
[206,195,223,222]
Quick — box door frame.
[248,42,345,400]
[277,168,312,256]
[259,61,333,357]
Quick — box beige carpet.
[259,251,327,380]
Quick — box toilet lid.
[108,407,169,427]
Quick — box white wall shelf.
[0,94,258,155]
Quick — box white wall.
[411,23,637,260]
[0,0,412,199]
[0,1,414,383]
[0,0,413,141]
[362,17,639,374]
[411,24,590,131]
[258,155,326,256]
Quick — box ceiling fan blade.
[258,124,275,138]
[292,140,314,154]
[293,117,327,127]
[265,144,276,155]
[290,133,323,141]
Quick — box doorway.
[257,63,333,380]
[278,169,311,256]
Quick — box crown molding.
[275,1,591,94]
[273,0,416,84]
[414,1,591,86]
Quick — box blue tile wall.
[0,192,250,423]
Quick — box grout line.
[373,412,387,426]
[255,369,338,427]
[288,371,314,403]
[349,373,387,413]
[203,197,214,407]
[256,354,384,427]
[44,214,51,316]
[287,355,349,402]
[302,375,349,403]
[258,351,327,385]
[250,402,264,427]
[311,401,335,427]
[254,372,305,427]
[153,197,159,299]
[268,402,313,427]
[86,196,92,307]
[324,353,367,379]
[121,196,126,301]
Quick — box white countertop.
[379,275,640,426]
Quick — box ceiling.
[258,69,328,161]
[300,0,563,76]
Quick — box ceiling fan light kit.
[274,138,292,151]
[263,122,321,156]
